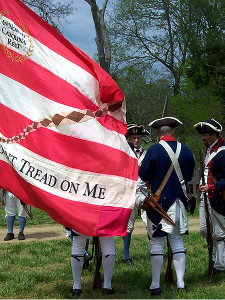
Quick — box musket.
[92,237,102,290]
[21,202,33,219]
[161,95,174,284]
[199,149,213,277]
[162,95,168,118]
[165,234,174,285]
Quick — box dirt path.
[0,218,200,244]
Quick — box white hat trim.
[149,117,183,127]
[194,119,222,132]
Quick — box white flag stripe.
[0,74,131,154]
[0,73,76,120]
[1,15,104,109]
[0,143,136,208]
[49,121,132,154]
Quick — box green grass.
[0,205,224,299]
[0,205,58,228]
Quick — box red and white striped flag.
[0,0,138,237]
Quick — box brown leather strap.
[154,163,174,201]
[208,169,217,183]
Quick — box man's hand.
[140,200,148,211]
[201,184,209,193]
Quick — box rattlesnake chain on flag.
[0,0,138,237]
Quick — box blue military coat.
[139,136,195,237]
[206,137,225,216]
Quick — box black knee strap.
[71,255,83,261]
[217,238,225,242]
[151,254,164,256]
[172,251,186,255]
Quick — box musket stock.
[92,237,102,290]
[165,236,174,285]
[199,149,213,277]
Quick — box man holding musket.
[194,118,225,275]
[139,117,195,295]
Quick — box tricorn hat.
[194,118,222,134]
[126,124,150,136]
[149,117,183,129]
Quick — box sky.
[59,0,113,59]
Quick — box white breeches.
[199,197,225,240]
[199,197,225,270]
[4,191,28,218]
[150,234,185,255]
[71,235,116,256]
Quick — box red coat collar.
[160,135,176,142]
[205,137,224,153]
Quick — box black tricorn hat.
[149,117,182,129]
[126,124,150,136]
[194,118,222,134]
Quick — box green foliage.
[112,65,174,131]
[184,0,225,104]
[170,76,224,161]
[108,0,225,126]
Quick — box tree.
[21,0,74,33]
[111,65,173,130]
[184,0,225,104]
[84,0,111,73]
[170,75,224,157]
[108,0,225,96]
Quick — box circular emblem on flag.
[0,11,34,62]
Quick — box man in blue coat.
[139,117,195,295]
[194,118,225,275]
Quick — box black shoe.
[18,232,25,240]
[71,288,82,297]
[102,288,115,295]
[150,287,161,296]
[4,233,14,241]
[213,268,225,275]
[203,270,211,277]
[123,258,133,265]
[178,286,187,292]
[83,252,92,269]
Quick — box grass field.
[0,206,225,299]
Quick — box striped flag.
[0,0,138,237]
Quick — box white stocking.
[150,255,163,289]
[71,256,84,289]
[100,236,116,289]
[173,253,185,288]
[102,254,115,289]
[71,234,87,289]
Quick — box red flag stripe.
[0,124,137,180]
[0,143,136,208]
[0,161,132,237]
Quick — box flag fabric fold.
[0,0,138,237]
